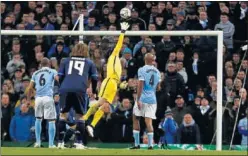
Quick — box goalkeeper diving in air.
[83,22,130,137]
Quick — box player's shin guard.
[35,118,42,145]
[147,132,154,147]
[133,130,140,147]
[58,120,66,143]
[83,103,98,121]
[48,121,56,147]
[75,120,85,144]
[91,109,104,127]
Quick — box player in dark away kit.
[57,43,98,149]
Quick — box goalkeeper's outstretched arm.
[112,22,130,56]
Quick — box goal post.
[1,30,223,151]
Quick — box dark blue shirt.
[58,57,97,93]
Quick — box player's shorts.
[133,102,157,119]
[98,78,118,104]
[35,96,56,120]
[60,92,86,115]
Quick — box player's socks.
[48,121,56,147]
[75,120,85,144]
[83,103,98,120]
[58,120,66,143]
[133,130,140,147]
[91,109,104,127]
[64,128,75,143]
[147,132,154,147]
[35,118,42,145]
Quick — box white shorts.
[35,96,56,120]
[133,102,157,119]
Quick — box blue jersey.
[31,67,58,97]
[58,57,97,93]
[238,117,248,146]
[138,65,161,104]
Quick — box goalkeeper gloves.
[120,22,130,33]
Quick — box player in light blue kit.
[131,53,161,150]
[238,108,248,147]
[27,58,59,148]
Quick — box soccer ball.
[120,8,131,19]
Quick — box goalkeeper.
[83,22,130,137]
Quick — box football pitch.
[1,147,247,155]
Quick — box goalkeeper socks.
[83,103,98,120]
[48,121,56,147]
[58,120,66,143]
[133,130,140,147]
[147,132,154,147]
[75,120,85,144]
[35,118,42,145]
[91,109,104,127]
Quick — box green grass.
[1,147,247,155]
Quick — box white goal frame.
[1,29,223,151]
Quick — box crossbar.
[1,30,221,36]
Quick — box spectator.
[50,41,69,65]
[233,2,248,49]
[12,68,23,94]
[104,12,119,29]
[47,36,70,57]
[162,62,186,107]
[187,51,205,91]
[84,15,100,30]
[185,10,199,30]
[6,53,26,78]
[194,97,214,144]
[19,76,31,96]
[232,53,241,73]
[238,108,248,146]
[239,88,248,119]
[195,11,213,30]
[233,78,242,95]
[156,36,176,72]
[1,93,13,141]
[171,95,189,125]
[20,12,34,30]
[129,8,147,30]
[175,11,187,30]
[187,96,201,118]
[176,113,201,144]
[165,52,177,71]
[176,61,188,84]
[122,48,138,79]
[158,107,178,144]
[154,14,165,30]
[224,78,234,103]
[214,13,235,50]
[3,39,24,67]
[241,59,248,71]
[110,98,133,142]
[9,103,35,142]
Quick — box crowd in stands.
[1,1,248,146]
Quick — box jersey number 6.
[68,60,85,76]
[39,74,46,86]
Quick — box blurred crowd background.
[1,1,248,146]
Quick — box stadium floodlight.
[1,29,223,151]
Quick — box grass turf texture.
[1,147,247,155]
